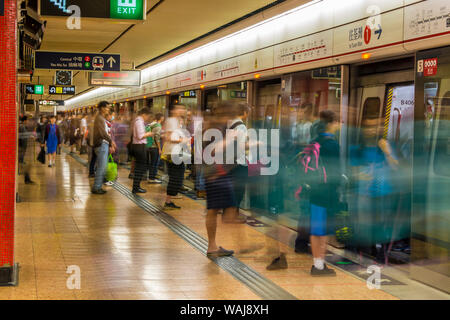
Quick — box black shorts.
[205,174,237,210]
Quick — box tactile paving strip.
[65,149,298,300]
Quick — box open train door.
[413,46,450,293]
[348,58,415,262]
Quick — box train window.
[250,67,342,230]
[362,97,381,119]
[255,81,281,129]
[433,91,450,177]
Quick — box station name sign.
[39,0,146,21]
[88,70,141,87]
[49,85,76,95]
[35,51,121,71]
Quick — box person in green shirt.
[147,113,164,183]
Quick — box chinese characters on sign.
[49,85,76,95]
[423,58,438,76]
[349,26,363,41]
[35,51,121,71]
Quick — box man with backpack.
[147,113,164,184]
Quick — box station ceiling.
[33,0,284,101]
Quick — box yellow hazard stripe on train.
[384,88,393,139]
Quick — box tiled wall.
[0,0,17,267]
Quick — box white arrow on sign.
[107,56,116,68]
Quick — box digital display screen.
[89,70,141,87]
[39,0,145,20]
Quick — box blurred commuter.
[194,111,206,199]
[56,114,64,154]
[293,104,315,254]
[112,114,130,165]
[92,102,116,194]
[69,113,80,153]
[203,105,236,257]
[307,110,341,276]
[227,103,251,223]
[18,115,35,184]
[104,110,117,186]
[130,107,154,194]
[79,114,88,154]
[162,105,189,209]
[37,116,48,146]
[147,113,164,184]
[44,115,61,168]
[63,115,71,145]
[36,116,48,165]
[87,110,98,178]
[349,117,399,264]
[295,103,314,147]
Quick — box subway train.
[65,0,450,293]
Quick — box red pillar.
[0,0,18,285]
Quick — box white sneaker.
[104,181,114,186]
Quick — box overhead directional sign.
[35,51,121,71]
[39,0,146,21]
[88,70,141,87]
[48,85,76,95]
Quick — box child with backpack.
[296,110,341,276]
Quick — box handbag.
[105,154,118,182]
[37,147,46,164]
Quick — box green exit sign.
[34,85,44,95]
[110,0,145,20]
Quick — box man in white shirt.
[162,105,190,209]
[226,104,251,223]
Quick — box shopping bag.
[37,147,46,164]
[105,154,118,182]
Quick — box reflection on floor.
[1,148,402,300]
